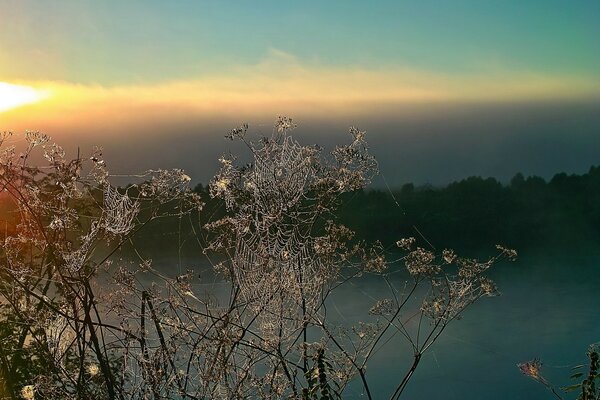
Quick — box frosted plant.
[208,117,377,313]
[25,130,49,150]
[0,122,514,400]
[43,142,66,164]
[0,131,202,399]
[195,118,517,399]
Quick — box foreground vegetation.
[4,118,585,400]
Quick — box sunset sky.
[1,0,599,186]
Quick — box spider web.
[103,184,139,235]
[232,134,324,309]
[248,135,314,214]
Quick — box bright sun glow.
[0,82,49,113]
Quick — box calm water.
[151,250,600,399]
[333,251,600,399]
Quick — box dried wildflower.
[350,322,380,347]
[496,245,518,261]
[518,359,547,384]
[405,247,438,276]
[369,299,395,316]
[365,255,386,273]
[421,298,445,320]
[218,155,233,166]
[43,143,65,163]
[215,177,230,191]
[25,130,49,148]
[87,363,100,377]
[457,257,493,280]
[180,173,191,183]
[479,277,498,296]
[396,237,416,251]
[442,249,457,264]
[350,126,366,144]
[21,385,35,400]
[275,116,296,133]
[0,130,13,146]
[225,123,249,140]
[0,132,209,398]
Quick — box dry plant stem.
[145,294,196,399]
[365,279,420,364]
[83,284,117,400]
[320,322,373,400]
[390,352,422,400]
[547,385,564,400]
[140,291,161,400]
[0,345,17,398]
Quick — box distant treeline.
[194,166,600,253]
[335,166,600,252]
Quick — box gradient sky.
[1,0,599,186]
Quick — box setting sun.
[0,82,49,113]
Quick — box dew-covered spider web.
[233,134,325,310]
[103,184,139,235]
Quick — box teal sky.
[1,0,599,84]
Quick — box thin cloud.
[2,49,600,130]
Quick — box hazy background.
[1,0,599,187]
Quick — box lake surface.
[149,249,600,400]
[336,251,600,399]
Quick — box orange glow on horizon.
[1,53,599,134]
